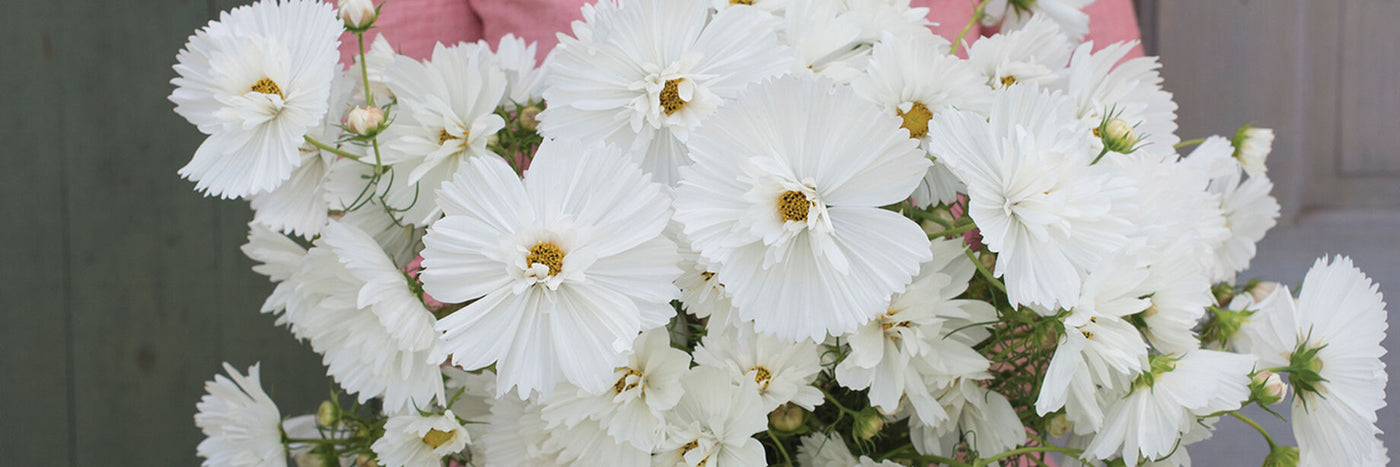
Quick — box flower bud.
[346,106,384,136]
[1263,445,1300,467]
[1251,371,1288,405]
[294,452,331,467]
[315,400,339,429]
[1046,413,1073,438]
[338,0,378,29]
[1098,118,1138,154]
[768,403,805,432]
[1248,281,1280,304]
[852,408,884,441]
[1233,125,1274,179]
[519,105,542,131]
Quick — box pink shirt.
[337,0,1143,62]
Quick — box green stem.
[284,437,352,445]
[927,222,979,239]
[963,247,1006,293]
[303,135,361,161]
[357,33,374,107]
[815,386,860,416]
[1174,137,1207,149]
[1227,410,1277,448]
[767,428,793,466]
[950,0,994,55]
[974,445,1082,467]
[1090,147,1110,165]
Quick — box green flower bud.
[519,106,543,131]
[1250,371,1288,406]
[1099,118,1139,153]
[1263,445,1300,467]
[853,407,885,441]
[1046,413,1073,438]
[768,403,805,432]
[315,400,338,429]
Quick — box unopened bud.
[315,400,339,429]
[294,452,331,467]
[1046,413,1073,438]
[354,454,375,467]
[519,106,542,131]
[1262,445,1300,467]
[978,251,996,272]
[338,0,378,29]
[486,133,500,148]
[1099,118,1138,153]
[1251,371,1288,405]
[852,408,884,441]
[346,106,384,136]
[1248,281,1280,304]
[1233,125,1274,179]
[768,403,805,432]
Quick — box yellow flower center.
[896,101,933,139]
[421,428,456,448]
[250,77,285,99]
[613,367,644,393]
[527,242,565,276]
[730,0,754,4]
[660,78,687,115]
[999,76,1018,87]
[777,190,810,222]
[749,366,773,390]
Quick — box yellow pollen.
[1091,127,1101,138]
[680,440,700,456]
[439,129,453,145]
[527,242,565,276]
[660,78,687,115]
[1081,330,1094,339]
[749,366,773,389]
[613,367,643,393]
[999,76,1018,87]
[730,0,754,4]
[421,428,456,448]
[701,271,716,282]
[1089,317,1098,323]
[777,190,810,222]
[896,101,933,139]
[250,77,285,99]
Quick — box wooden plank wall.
[1,0,328,464]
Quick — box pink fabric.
[338,0,1142,63]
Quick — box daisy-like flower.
[927,84,1136,310]
[1082,350,1255,466]
[965,15,1073,90]
[170,0,342,199]
[370,410,470,467]
[479,391,566,466]
[194,362,286,467]
[779,0,871,83]
[796,432,902,467]
[693,322,824,411]
[674,74,932,342]
[380,42,508,226]
[1233,256,1389,466]
[541,328,690,450]
[655,367,768,467]
[1035,256,1150,432]
[484,33,548,109]
[540,0,794,184]
[1063,41,1180,155]
[542,416,652,467]
[421,141,681,398]
[850,32,991,207]
[909,379,1025,460]
[673,227,737,333]
[1232,125,1274,179]
[1202,150,1280,283]
[834,238,995,426]
[241,222,309,327]
[322,220,440,355]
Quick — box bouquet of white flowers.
[173,0,1389,466]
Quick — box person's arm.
[334,0,485,63]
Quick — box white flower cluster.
[175,1,1387,466]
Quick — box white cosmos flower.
[542,416,652,467]
[909,379,1025,460]
[673,226,738,333]
[322,220,440,355]
[241,222,309,327]
[1062,40,1180,155]
[286,244,446,413]
[421,141,681,399]
[371,410,470,467]
[796,432,902,467]
[480,391,567,467]
[655,367,768,467]
[194,362,286,467]
[248,69,355,238]
[1035,256,1150,432]
[1233,256,1389,467]
[482,33,547,108]
[851,32,991,207]
[780,0,869,83]
[693,323,824,411]
[541,328,690,450]
[1233,126,1274,179]
[927,84,1136,310]
[380,42,508,226]
[320,157,425,264]
[674,74,932,342]
[986,0,1093,40]
[540,0,794,184]
[170,0,342,199]
[835,238,994,426]
[1083,350,1255,466]
[965,15,1073,90]
[1205,153,1280,283]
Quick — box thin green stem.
[357,33,374,107]
[303,135,361,161]
[1174,137,1207,149]
[815,386,860,416]
[974,445,1082,467]
[963,247,1006,293]
[284,437,352,445]
[1227,410,1277,448]
[950,0,994,55]
[1090,147,1110,165]
[767,428,793,466]
[927,222,979,239]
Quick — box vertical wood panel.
[0,1,74,465]
[1338,0,1400,174]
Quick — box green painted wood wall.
[0,1,328,464]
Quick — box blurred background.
[2,0,1396,464]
